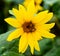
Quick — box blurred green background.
[0,0,60,56]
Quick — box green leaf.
[1,51,25,56]
[0,30,24,56]
[5,0,24,4]
[4,0,12,3]
[51,2,60,19]
[0,30,25,56]
[7,25,15,31]
[35,37,60,56]
[0,31,15,54]
[34,39,53,55]
[44,47,60,56]
[43,37,60,56]
[43,0,58,5]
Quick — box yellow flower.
[24,0,43,11]
[5,0,55,54]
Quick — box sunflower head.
[5,0,56,54]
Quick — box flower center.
[22,22,36,33]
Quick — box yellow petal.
[40,13,53,24]
[7,28,23,41]
[24,0,29,7]
[4,18,20,28]
[28,33,34,54]
[19,33,28,53]
[12,8,25,24]
[41,30,56,38]
[42,23,55,30]
[32,10,48,23]
[32,31,42,41]
[34,40,40,51]
[19,4,26,16]
[19,4,26,12]
[21,43,28,53]
[19,4,29,22]
[19,5,27,20]
[12,8,19,19]
[27,0,37,18]
[24,0,30,1]
[35,0,42,4]
[36,23,55,31]
[36,5,43,10]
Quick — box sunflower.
[24,0,43,11]
[5,0,56,54]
